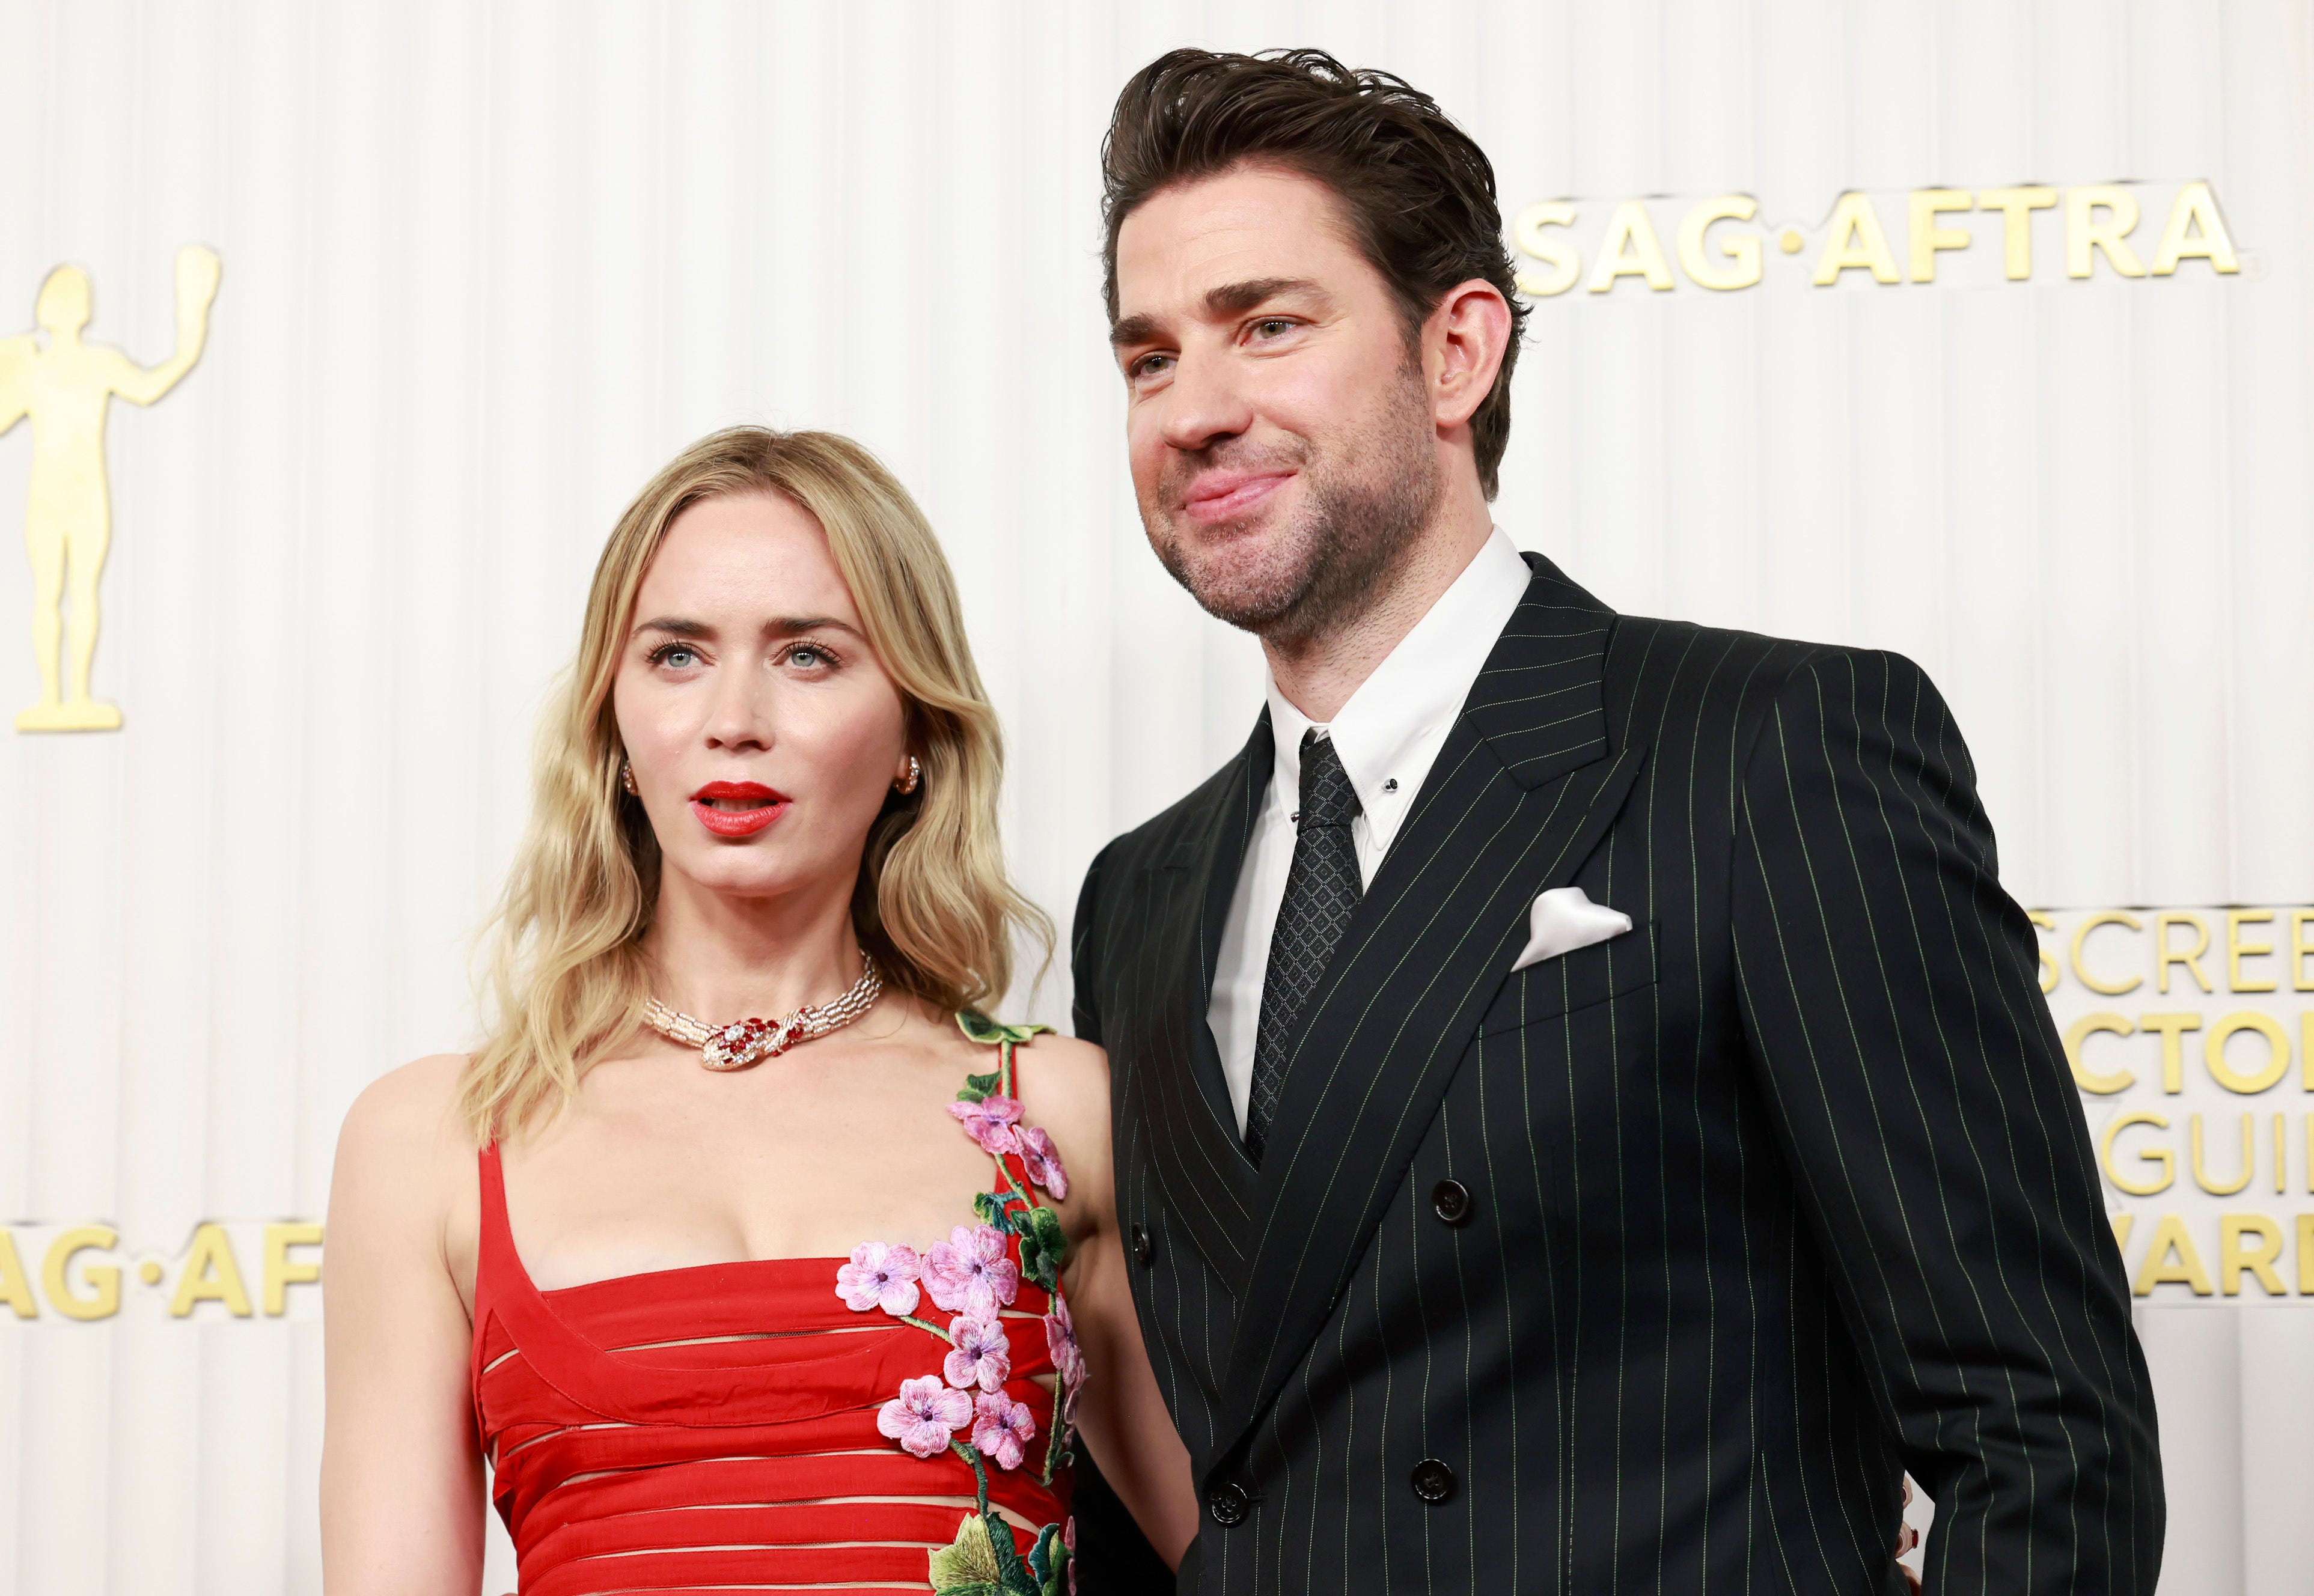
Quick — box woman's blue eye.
[652,645,698,668]
[789,646,826,668]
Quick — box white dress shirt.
[1207,528,1534,1132]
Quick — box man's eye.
[1132,353,1173,380]
[1253,317,1295,338]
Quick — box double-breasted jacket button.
[1129,1221,1155,1266]
[1206,1480,1251,1527]
[1409,1457,1458,1505]
[1431,1178,1473,1226]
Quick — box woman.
[322,428,1198,1593]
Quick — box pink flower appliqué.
[1045,1294,1086,1424]
[1017,1124,1070,1199]
[972,1390,1037,1470]
[878,1374,972,1459]
[943,1312,1012,1393]
[924,1223,1020,1315]
[947,1094,1024,1157]
[835,1241,921,1316]
[1064,1515,1078,1593]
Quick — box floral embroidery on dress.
[972,1390,1038,1469]
[879,1374,974,1459]
[1017,1125,1069,1199]
[950,1093,1025,1156]
[836,1241,922,1315]
[945,1312,1012,1392]
[1044,1291,1085,1428]
[926,1223,1021,1315]
[832,1011,1076,1596]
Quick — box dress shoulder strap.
[950,1013,1070,1208]
[472,1142,525,1312]
[953,1010,1051,1098]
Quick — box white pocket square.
[1510,886,1634,973]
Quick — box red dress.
[470,1017,1081,1595]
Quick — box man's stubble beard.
[1144,366,1442,648]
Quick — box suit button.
[1431,1179,1473,1226]
[1207,1481,1251,1527]
[1130,1222,1154,1266]
[1410,1458,1457,1505]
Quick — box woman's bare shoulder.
[1012,1030,1109,1141]
[334,1053,477,1193]
[1024,1029,1104,1082]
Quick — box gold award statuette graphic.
[1,245,219,732]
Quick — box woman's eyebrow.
[766,616,861,638]
[630,615,712,639]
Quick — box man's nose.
[1155,346,1254,455]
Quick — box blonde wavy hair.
[457,427,1050,1141]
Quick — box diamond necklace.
[642,952,884,1071]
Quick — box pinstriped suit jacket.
[1071,555,2162,1594]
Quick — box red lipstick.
[689,780,789,838]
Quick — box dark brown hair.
[1101,47,1527,499]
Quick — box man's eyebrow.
[1109,313,1162,349]
[1108,278,1328,349]
[1204,276,1323,317]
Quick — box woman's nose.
[702,660,774,751]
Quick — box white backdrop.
[0,2,2308,1591]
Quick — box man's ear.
[1425,279,1513,430]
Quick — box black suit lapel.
[1131,713,1270,1299]
[1210,557,1641,1460]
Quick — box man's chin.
[1183,568,1314,633]
[1158,537,1307,631]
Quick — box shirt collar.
[1265,528,1533,833]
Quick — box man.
[1070,47,2161,1595]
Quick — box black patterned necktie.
[1244,729,1363,1166]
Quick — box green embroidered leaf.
[929,1513,1005,1592]
[1015,1203,1068,1293]
[956,1068,1003,1105]
[927,1475,1039,1596]
[938,1504,1037,1596]
[956,1011,1051,1047]
[994,1531,1042,1596]
[1029,1523,1072,1596]
[974,1190,1032,1235]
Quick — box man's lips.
[1180,469,1293,524]
[689,780,789,838]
